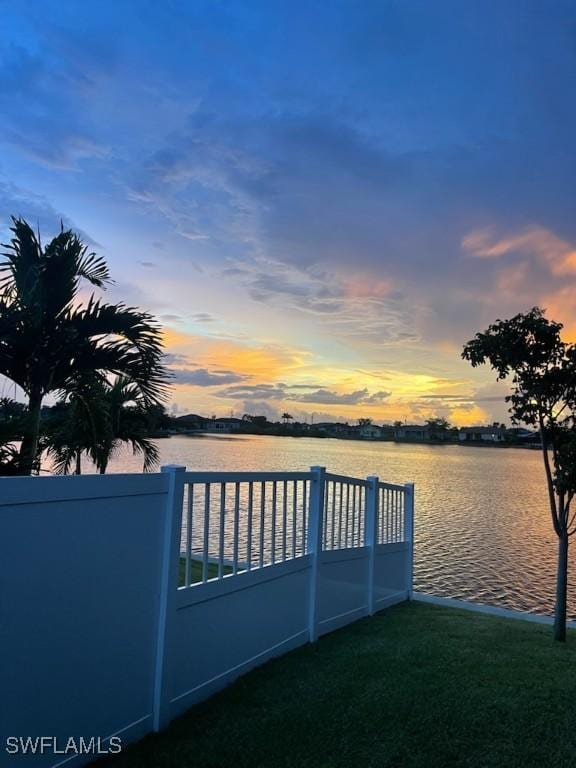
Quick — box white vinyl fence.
[0,465,414,767]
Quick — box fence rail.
[179,467,413,588]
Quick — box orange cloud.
[540,285,576,343]
[448,405,490,427]
[162,327,308,382]
[463,225,576,276]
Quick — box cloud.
[240,400,280,422]
[463,226,576,277]
[163,352,188,365]
[171,367,249,387]
[216,382,391,406]
[0,176,99,248]
[221,257,419,345]
[217,383,287,400]
[290,388,391,406]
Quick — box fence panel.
[323,474,367,550]
[377,482,407,544]
[0,473,170,768]
[372,481,413,610]
[179,472,311,587]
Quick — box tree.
[426,417,451,441]
[358,417,372,427]
[462,307,576,641]
[282,412,293,424]
[43,381,110,475]
[0,397,26,474]
[93,376,159,474]
[0,218,168,474]
[44,377,160,475]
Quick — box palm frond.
[57,300,171,404]
[0,217,42,305]
[77,246,111,287]
[45,443,78,475]
[129,434,160,472]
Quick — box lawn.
[178,557,232,586]
[98,602,576,768]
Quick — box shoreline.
[155,430,542,451]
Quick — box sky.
[1,0,576,425]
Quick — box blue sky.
[2,0,576,423]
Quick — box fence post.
[404,482,415,600]
[307,466,325,643]
[153,464,186,732]
[365,475,379,615]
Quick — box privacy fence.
[1,466,414,767]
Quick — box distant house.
[360,424,383,439]
[175,413,208,431]
[208,417,243,434]
[314,422,334,434]
[315,422,357,437]
[458,426,506,443]
[314,422,367,438]
[505,427,540,444]
[395,425,431,441]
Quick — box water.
[103,433,573,619]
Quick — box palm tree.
[0,218,168,474]
[43,380,110,475]
[92,376,159,474]
[282,412,293,424]
[0,397,25,474]
[45,376,160,475]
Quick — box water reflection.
[93,434,571,619]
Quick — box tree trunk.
[75,450,82,476]
[554,530,569,642]
[17,389,43,476]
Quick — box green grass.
[178,557,233,586]
[99,603,576,768]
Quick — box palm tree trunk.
[554,530,569,642]
[75,450,82,475]
[17,388,43,475]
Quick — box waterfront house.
[360,424,384,439]
[395,424,431,441]
[315,422,359,438]
[175,413,208,432]
[458,426,506,443]
[208,417,243,433]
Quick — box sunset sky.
[1,1,576,425]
